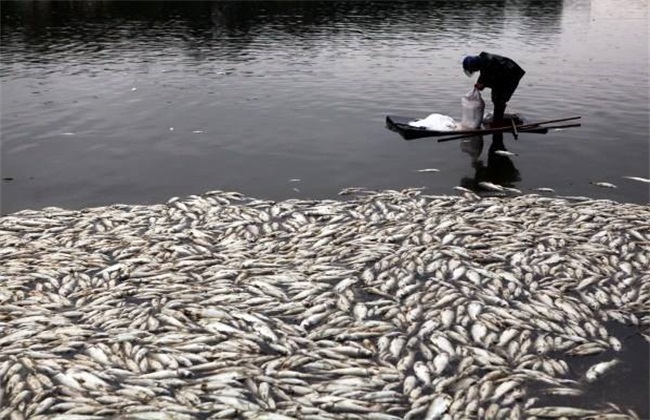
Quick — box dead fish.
[424,393,452,419]
[585,359,619,382]
[622,176,650,183]
[590,181,617,189]
[2,186,649,420]
[413,361,432,387]
[478,181,504,191]
[503,187,522,194]
[470,322,487,344]
[433,353,450,375]
[543,387,584,397]
[494,150,517,157]
[527,406,598,418]
[453,186,474,193]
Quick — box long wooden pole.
[436,122,581,143]
[423,116,579,141]
[513,116,581,130]
[432,116,582,142]
[397,116,582,142]
[511,118,518,140]
[435,124,548,143]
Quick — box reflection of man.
[462,53,525,127]
[460,132,521,191]
[460,135,483,165]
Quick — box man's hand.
[474,83,485,91]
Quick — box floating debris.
[534,187,556,192]
[192,130,204,134]
[289,179,301,182]
[0,189,648,419]
[417,168,440,173]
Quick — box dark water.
[534,322,649,418]
[1,0,648,213]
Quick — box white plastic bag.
[408,113,458,131]
[460,88,485,129]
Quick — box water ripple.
[1,0,648,212]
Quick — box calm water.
[1,0,648,213]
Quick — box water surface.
[1,0,648,212]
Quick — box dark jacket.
[476,52,525,103]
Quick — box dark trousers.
[492,102,507,125]
[493,101,507,126]
[492,78,521,126]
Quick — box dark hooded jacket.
[476,52,525,103]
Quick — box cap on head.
[463,55,480,76]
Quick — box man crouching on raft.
[462,52,525,127]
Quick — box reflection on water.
[460,132,522,193]
[1,1,565,72]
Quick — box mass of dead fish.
[1,188,648,419]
